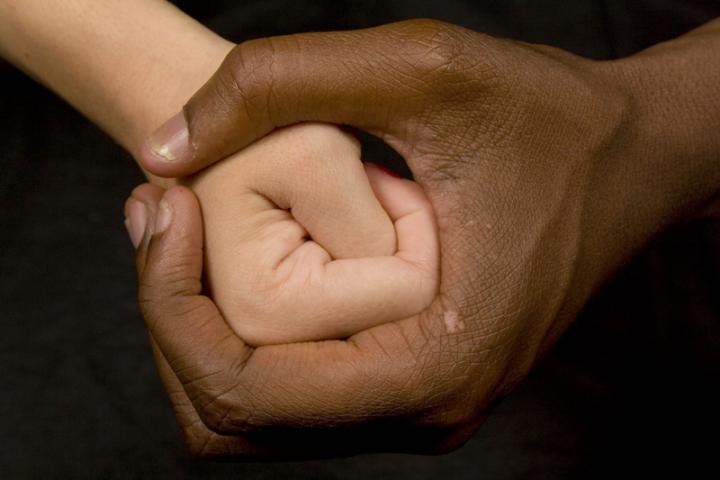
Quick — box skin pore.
[0,0,439,344]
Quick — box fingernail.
[371,162,402,178]
[125,199,147,249]
[146,111,192,163]
[155,198,173,234]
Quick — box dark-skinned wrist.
[532,31,719,353]
[597,20,720,228]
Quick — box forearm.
[0,0,233,184]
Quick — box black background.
[2,1,720,478]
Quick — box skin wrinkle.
[230,364,276,420]
[261,37,281,127]
[206,395,247,433]
[151,340,243,453]
[352,327,427,393]
[218,42,269,143]
[197,364,272,432]
[104,15,720,455]
[188,122,434,344]
[177,364,234,395]
[169,348,224,384]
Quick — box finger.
[124,183,165,271]
[138,19,465,177]
[186,124,434,345]
[150,335,461,459]
[130,184,450,440]
[132,192,446,432]
[133,186,255,418]
[364,162,439,268]
[136,195,450,439]
[148,335,263,457]
[165,317,446,434]
[263,164,440,342]
[241,123,396,259]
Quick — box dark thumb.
[138,19,455,177]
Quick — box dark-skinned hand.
[128,19,720,457]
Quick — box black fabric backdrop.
[1,1,719,478]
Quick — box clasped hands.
[124,19,720,457]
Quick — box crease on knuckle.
[137,297,197,334]
[399,20,480,93]
[183,421,218,459]
[195,387,260,435]
[141,249,200,295]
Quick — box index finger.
[149,335,463,459]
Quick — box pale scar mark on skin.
[443,310,465,334]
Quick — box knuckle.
[195,391,260,435]
[399,19,475,85]
[291,123,359,166]
[276,123,360,181]
[182,424,220,459]
[186,439,215,459]
[227,37,274,83]
[222,37,279,123]
[228,319,276,348]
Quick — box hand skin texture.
[0,0,437,347]
[132,19,720,457]
[0,0,234,188]
[129,123,438,346]
[0,0,438,454]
